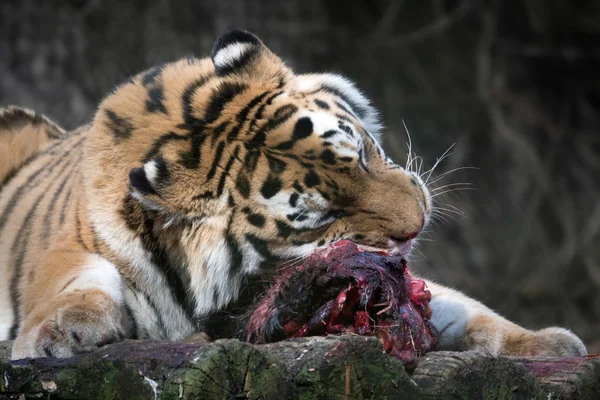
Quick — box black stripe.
[92,229,102,255]
[105,109,134,140]
[314,99,329,109]
[0,136,85,233]
[142,291,169,338]
[143,131,188,163]
[123,302,139,340]
[243,150,261,173]
[286,212,309,222]
[204,82,248,124]
[321,84,368,119]
[8,139,81,338]
[260,174,283,199]
[246,212,266,227]
[0,133,67,190]
[292,180,304,193]
[75,194,90,251]
[322,130,338,139]
[304,170,321,187]
[225,233,244,276]
[319,149,337,165]
[39,151,83,249]
[119,198,197,325]
[206,141,226,181]
[274,116,313,150]
[181,76,211,130]
[227,90,271,141]
[216,145,240,196]
[266,154,287,174]
[276,220,293,239]
[249,91,284,132]
[246,104,298,150]
[141,64,165,86]
[245,234,275,260]
[59,185,73,225]
[289,192,299,207]
[211,121,230,146]
[235,171,251,198]
[145,85,168,115]
[155,250,195,322]
[180,133,208,169]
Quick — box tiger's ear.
[129,157,170,200]
[211,30,291,82]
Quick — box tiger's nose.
[389,214,424,243]
[390,230,420,243]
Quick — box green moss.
[163,340,293,400]
[52,361,153,400]
[290,336,418,399]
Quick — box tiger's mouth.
[354,238,413,257]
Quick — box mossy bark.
[1,337,598,399]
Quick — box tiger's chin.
[355,239,414,257]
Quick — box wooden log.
[0,336,415,399]
[410,351,542,399]
[1,337,599,399]
[512,355,600,400]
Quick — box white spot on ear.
[143,160,158,185]
[213,42,253,70]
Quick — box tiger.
[0,30,586,359]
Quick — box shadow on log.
[1,336,599,399]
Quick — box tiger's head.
[85,30,432,314]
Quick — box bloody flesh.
[245,240,438,364]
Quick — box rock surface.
[1,336,598,399]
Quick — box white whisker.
[423,143,455,184]
[403,120,412,172]
[427,166,479,186]
[291,208,309,223]
[434,206,467,217]
[431,187,475,198]
[430,182,474,192]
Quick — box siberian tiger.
[0,30,586,359]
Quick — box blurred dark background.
[1,0,598,351]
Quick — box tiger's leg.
[425,280,587,356]
[12,249,125,359]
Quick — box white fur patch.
[89,207,196,339]
[64,255,124,305]
[143,160,158,185]
[296,73,383,140]
[428,295,469,350]
[213,42,253,70]
[256,191,296,217]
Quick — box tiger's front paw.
[13,291,125,359]
[466,316,587,356]
[503,327,587,357]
